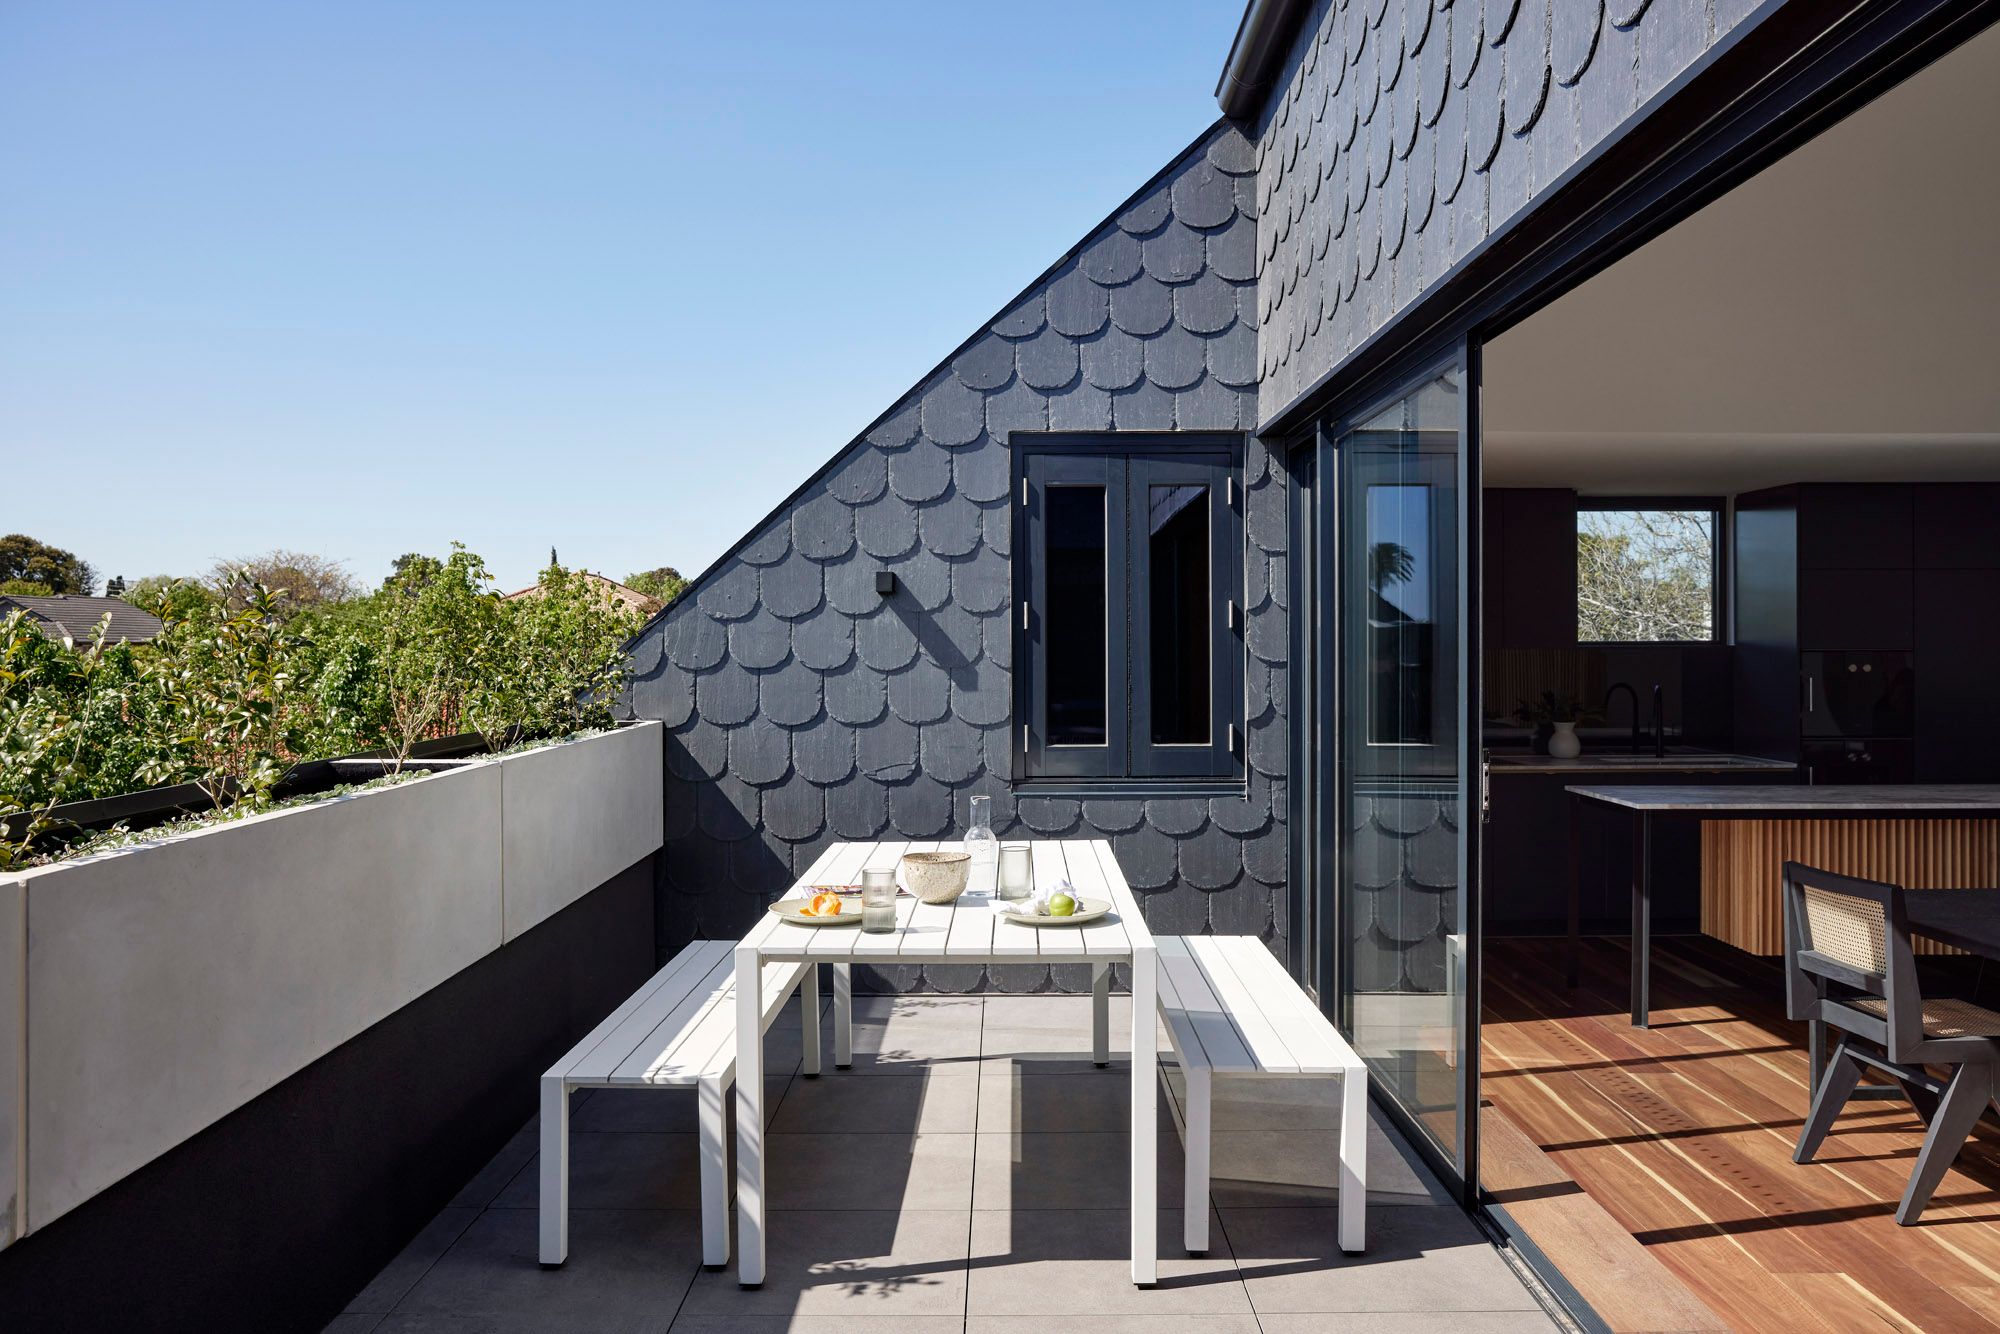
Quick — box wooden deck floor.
[1484,936,2000,1333]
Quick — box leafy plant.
[1512,690,1602,726]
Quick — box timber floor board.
[1484,936,2000,1333]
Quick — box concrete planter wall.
[0,721,662,1248]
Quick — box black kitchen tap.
[1603,683,1640,754]
[1651,683,1666,758]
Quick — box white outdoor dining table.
[733,837,1159,1286]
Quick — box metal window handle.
[1805,675,1815,713]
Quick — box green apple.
[1048,893,1076,917]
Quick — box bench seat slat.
[1182,934,1304,1073]
[549,940,731,1083]
[622,957,811,1086]
[1205,936,1361,1075]
[592,953,737,1085]
[1158,936,1257,1073]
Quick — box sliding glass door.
[1301,356,1478,1186]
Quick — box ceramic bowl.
[901,850,972,904]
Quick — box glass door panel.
[1333,365,1473,1173]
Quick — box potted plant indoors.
[1512,691,1603,758]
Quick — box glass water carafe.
[963,794,998,892]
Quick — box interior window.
[1016,436,1244,782]
[1576,504,1720,643]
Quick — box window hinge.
[1226,477,1236,506]
[1021,477,1028,504]
[1226,599,1240,631]
[1022,723,1029,751]
[1020,601,1029,632]
[1227,723,1240,755]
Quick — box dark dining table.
[1565,783,2000,1026]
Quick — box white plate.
[998,897,1113,927]
[767,897,865,926]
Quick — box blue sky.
[1,3,1239,593]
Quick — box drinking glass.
[861,868,899,933]
[997,842,1033,901]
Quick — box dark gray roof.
[0,595,164,645]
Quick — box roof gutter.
[1214,0,1309,120]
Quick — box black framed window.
[1575,498,1723,644]
[1014,434,1244,782]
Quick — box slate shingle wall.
[1254,0,1764,422]
[625,125,1291,991]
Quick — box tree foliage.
[0,544,644,868]
[0,534,96,596]
[1577,509,1716,643]
[625,566,688,604]
[207,549,359,613]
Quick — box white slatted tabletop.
[732,838,1159,1287]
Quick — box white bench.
[539,940,835,1269]
[1156,934,1368,1255]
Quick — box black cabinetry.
[1484,488,1578,648]
[1735,482,2000,783]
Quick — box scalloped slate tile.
[919,718,982,785]
[697,774,759,842]
[922,377,988,447]
[952,658,1011,726]
[887,665,949,726]
[951,441,1011,506]
[1045,265,1109,338]
[889,548,951,611]
[856,714,918,783]
[1210,791,1272,837]
[755,552,824,621]
[925,601,985,669]
[727,616,790,671]
[889,437,953,504]
[853,494,919,561]
[1014,326,1079,392]
[1108,277,1174,337]
[983,376,1046,441]
[867,402,919,450]
[729,724,791,787]
[1079,326,1146,391]
[1111,380,1175,430]
[1209,885,1272,936]
[791,491,855,562]
[662,775,698,841]
[792,723,856,787]
[1174,270,1239,335]
[951,334,1015,391]
[694,661,759,727]
[825,778,889,839]
[1180,834,1243,891]
[665,831,730,895]
[855,607,919,673]
[1085,798,1145,834]
[1113,824,1177,891]
[1145,798,1209,837]
[1046,380,1113,431]
[697,561,758,622]
[888,776,953,837]
[759,657,823,728]
[630,666,693,729]
[823,554,884,616]
[822,661,886,727]
[1171,163,1239,230]
[1016,796,1081,835]
[917,492,981,559]
[992,291,1045,338]
[949,544,1009,615]
[1243,825,1287,886]
[1143,324,1208,391]
[1141,221,1207,284]
[759,778,826,843]
[1079,228,1143,285]
[1117,183,1172,236]
[737,523,792,567]
[666,720,726,781]
[1175,372,1252,431]
[824,447,888,507]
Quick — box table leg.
[1092,963,1111,1067]
[800,963,821,1078]
[1566,793,1583,988]
[833,962,853,1069]
[734,944,765,1286]
[1631,811,1652,1028]
[1130,946,1158,1286]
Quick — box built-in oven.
[1804,738,1914,785]
[1801,651,1914,740]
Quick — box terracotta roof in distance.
[502,571,664,618]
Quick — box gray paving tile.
[345,1207,481,1313]
[968,1319,1261,1334]
[767,1132,975,1211]
[773,1068,979,1134]
[966,1207,1250,1314]
[842,996,984,1076]
[1221,1206,1543,1315]
[971,1131,1183,1212]
[976,1069,1175,1134]
[448,1118,538,1208]
[493,1132,704,1210]
[391,1207,701,1331]
[322,1317,384,1333]
[1256,1315,1559,1333]
[678,1209,971,1317]
[980,995,1165,1074]
[1206,1125,1448,1210]
[672,1318,964,1333]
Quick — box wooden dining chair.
[1782,860,2000,1224]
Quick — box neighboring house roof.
[504,571,664,618]
[0,594,165,645]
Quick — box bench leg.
[1092,963,1111,1067]
[537,1076,569,1265]
[735,943,766,1286]
[698,1076,730,1267]
[800,963,821,1078]
[1338,1065,1368,1254]
[1183,1063,1210,1254]
[833,962,852,1069]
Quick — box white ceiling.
[1482,20,2000,494]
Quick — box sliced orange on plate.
[801,890,844,918]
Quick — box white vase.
[1548,721,1581,759]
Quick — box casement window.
[1013,434,1245,783]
